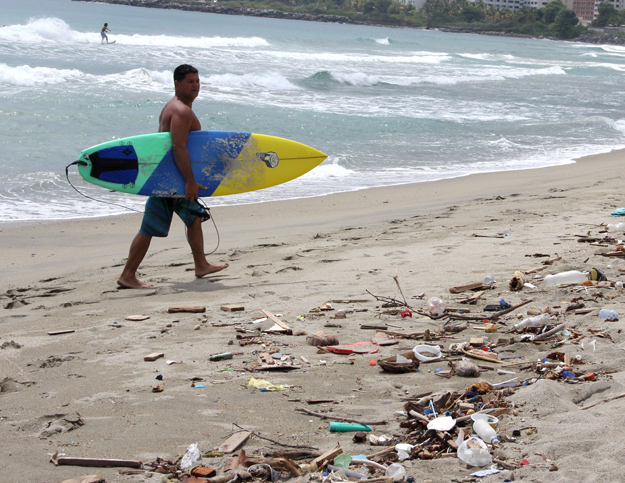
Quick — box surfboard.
[76,131,327,198]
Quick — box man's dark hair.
[174,64,199,82]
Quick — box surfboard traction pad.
[79,131,326,198]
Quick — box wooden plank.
[261,310,292,334]
[48,329,75,336]
[221,304,245,312]
[53,456,142,469]
[216,431,251,453]
[168,306,205,313]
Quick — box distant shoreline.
[73,0,625,45]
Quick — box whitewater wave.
[458,53,516,62]
[207,72,299,90]
[0,17,269,48]
[0,62,83,86]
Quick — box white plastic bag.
[180,442,202,470]
[456,434,492,467]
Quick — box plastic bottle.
[385,463,406,482]
[483,275,495,286]
[472,419,500,444]
[607,222,625,231]
[513,313,550,331]
[544,270,588,287]
[328,422,372,432]
[599,309,619,321]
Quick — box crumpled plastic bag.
[456,432,492,467]
[248,376,290,391]
[180,442,202,470]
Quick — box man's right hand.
[185,180,207,201]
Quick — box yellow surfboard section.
[211,133,327,196]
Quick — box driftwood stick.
[533,323,566,342]
[232,423,318,450]
[490,299,533,320]
[295,407,387,425]
[493,458,519,470]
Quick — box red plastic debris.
[401,308,412,318]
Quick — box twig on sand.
[393,274,408,306]
[295,407,387,426]
[232,423,318,450]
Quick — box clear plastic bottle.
[544,270,588,287]
[607,222,625,231]
[513,313,550,331]
[473,419,500,444]
[599,309,619,321]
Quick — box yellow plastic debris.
[247,376,290,391]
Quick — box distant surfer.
[117,64,229,289]
[101,23,111,43]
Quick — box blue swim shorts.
[139,197,208,237]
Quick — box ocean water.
[1,0,625,222]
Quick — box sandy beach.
[2,149,625,483]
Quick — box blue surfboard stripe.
[137,131,251,197]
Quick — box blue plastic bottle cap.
[424,408,434,415]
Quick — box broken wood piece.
[311,445,343,471]
[221,304,245,312]
[144,352,164,362]
[459,290,484,304]
[533,323,566,342]
[216,431,252,453]
[259,457,304,477]
[56,476,105,483]
[449,282,487,294]
[168,306,206,313]
[261,309,293,334]
[48,329,75,336]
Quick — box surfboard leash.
[65,161,144,214]
[66,161,221,256]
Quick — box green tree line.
[205,0,614,38]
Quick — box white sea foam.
[0,62,83,86]
[114,33,269,49]
[458,53,516,61]
[374,37,390,45]
[267,50,450,64]
[207,72,298,90]
[329,72,381,86]
[300,157,353,178]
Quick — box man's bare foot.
[195,263,229,278]
[117,277,153,289]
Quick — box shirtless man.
[101,23,111,43]
[117,64,228,289]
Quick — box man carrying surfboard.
[117,64,228,289]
